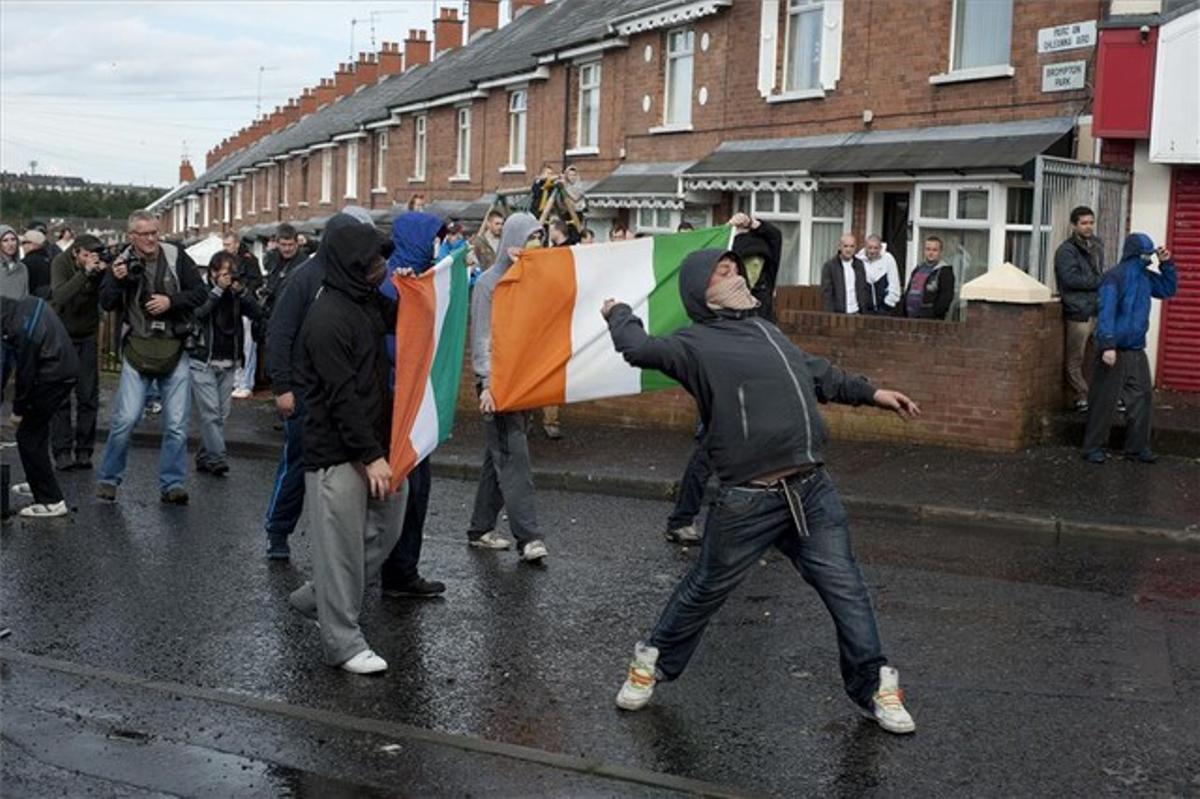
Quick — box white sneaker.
[340,649,387,674]
[666,524,702,544]
[19,501,68,518]
[861,666,916,734]
[615,643,659,711]
[10,482,32,498]
[469,530,513,550]
[521,539,548,562]
[231,388,253,399]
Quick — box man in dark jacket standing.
[286,222,406,675]
[1082,233,1177,464]
[20,229,54,299]
[49,234,106,470]
[603,248,920,734]
[262,209,370,559]
[819,233,870,314]
[2,296,79,518]
[1054,206,1105,412]
[902,236,955,319]
[96,211,207,505]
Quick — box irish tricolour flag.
[490,226,731,412]
[388,249,469,490]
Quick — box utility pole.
[256,65,279,117]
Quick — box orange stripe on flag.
[389,272,437,491]
[490,248,576,411]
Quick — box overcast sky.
[1,1,514,189]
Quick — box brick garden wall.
[456,289,1065,452]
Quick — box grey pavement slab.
[3,454,1200,796]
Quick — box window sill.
[766,88,826,104]
[648,123,693,135]
[278,203,289,209]
[565,146,599,157]
[929,65,1015,85]
[371,188,388,194]
[343,195,358,200]
[297,202,309,208]
[408,177,426,184]
[449,176,472,183]
[499,165,527,174]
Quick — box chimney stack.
[299,87,318,116]
[405,29,431,68]
[282,98,301,126]
[467,0,500,39]
[433,7,464,55]
[333,62,356,97]
[179,158,196,184]
[378,41,404,75]
[314,77,337,108]
[511,0,543,18]
[355,51,379,87]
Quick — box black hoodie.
[295,223,392,470]
[606,249,877,486]
[1,296,79,416]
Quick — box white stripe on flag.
[407,255,454,462]
[564,237,656,403]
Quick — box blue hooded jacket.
[381,211,444,369]
[1095,233,1177,352]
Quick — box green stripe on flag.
[430,249,469,441]
[640,226,732,391]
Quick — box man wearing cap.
[49,235,107,470]
[21,229,54,299]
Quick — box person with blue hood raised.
[1082,233,1177,464]
[377,210,448,599]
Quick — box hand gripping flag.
[388,249,469,490]
[489,226,731,411]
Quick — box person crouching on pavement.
[2,295,79,518]
[467,212,549,562]
[287,222,407,675]
[602,248,920,734]
[188,251,263,476]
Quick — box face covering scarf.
[706,274,761,311]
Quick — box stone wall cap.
[961,263,1053,304]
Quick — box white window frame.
[663,27,694,128]
[635,207,681,234]
[281,161,290,207]
[454,106,472,180]
[576,61,601,150]
[234,181,243,220]
[931,0,1015,84]
[249,172,258,212]
[412,115,427,181]
[264,166,275,211]
[734,187,852,286]
[320,148,333,203]
[201,192,210,228]
[507,90,527,170]
[374,130,388,190]
[187,196,198,229]
[760,0,843,102]
[911,181,1006,290]
[222,186,231,223]
[345,140,359,199]
[782,0,824,94]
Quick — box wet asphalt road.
[2,453,1199,797]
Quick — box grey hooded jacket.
[470,213,543,388]
[0,225,29,301]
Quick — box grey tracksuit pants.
[289,462,408,666]
[468,409,540,547]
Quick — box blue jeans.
[667,423,712,530]
[264,396,307,541]
[648,468,887,707]
[98,354,192,492]
[189,361,235,467]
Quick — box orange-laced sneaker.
[615,643,659,711]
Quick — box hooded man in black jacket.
[286,222,407,676]
[2,296,79,518]
[665,212,784,545]
[603,248,920,734]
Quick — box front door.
[881,192,911,280]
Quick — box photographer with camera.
[48,234,107,470]
[221,234,263,399]
[95,211,207,504]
